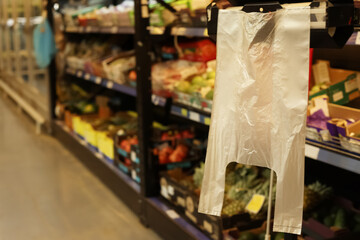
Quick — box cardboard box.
[310,61,359,105]
[307,103,360,143]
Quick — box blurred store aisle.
[0,97,161,240]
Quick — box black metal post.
[47,0,57,132]
[134,0,157,224]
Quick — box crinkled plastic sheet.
[198,7,310,234]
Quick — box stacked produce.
[148,0,211,27]
[175,163,276,220]
[63,2,134,28]
[151,59,207,97]
[153,129,199,164]
[303,181,333,212]
[65,40,135,84]
[62,0,211,29]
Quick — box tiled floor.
[0,97,162,240]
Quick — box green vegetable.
[238,232,257,240]
[324,215,335,227]
[257,232,266,240]
[334,208,346,229]
[274,232,284,240]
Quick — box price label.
[107,81,114,89]
[95,77,102,84]
[177,197,185,207]
[245,194,265,214]
[131,151,137,162]
[152,95,160,105]
[305,144,320,159]
[95,152,102,159]
[84,73,91,80]
[189,111,200,122]
[161,186,169,199]
[203,220,213,234]
[204,117,211,125]
[168,185,174,196]
[131,170,137,180]
[111,26,118,33]
[356,32,360,45]
[181,108,188,117]
[166,210,179,219]
[76,71,82,77]
[172,27,186,36]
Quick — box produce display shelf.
[64,26,135,34]
[52,120,142,214]
[65,68,167,107]
[305,140,360,174]
[149,26,208,37]
[53,120,213,240]
[169,103,360,174]
[146,197,211,240]
[171,105,211,126]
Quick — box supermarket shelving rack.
[49,1,360,240]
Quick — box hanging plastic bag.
[33,19,57,68]
[198,7,310,234]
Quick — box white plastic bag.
[198,7,310,234]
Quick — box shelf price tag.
[245,194,265,214]
[95,77,102,84]
[131,151,137,162]
[168,185,174,196]
[356,32,360,45]
[189,111,200,122]
[181,108,188,117]
[152,95,160,105]
[161,186,169,199]
[131,170,137,180]
[166,209,180,219]
[305,144,320,159]
[106,81,114,89]
[111,26,118,33]
[84,73,91,80]
[204,117,211,125]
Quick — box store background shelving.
[65,65,360,174]
[49,1,360,240]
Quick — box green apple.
[206,78,215,87]
[200,87,211,98]
[188,85,200,94]
[205,89,214,100]
[176,81,191,93]
[192,76,205,85]
[206,71,216,80]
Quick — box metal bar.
[134,0,156,225]
[46,0,57,126]
[265,170,274,240]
